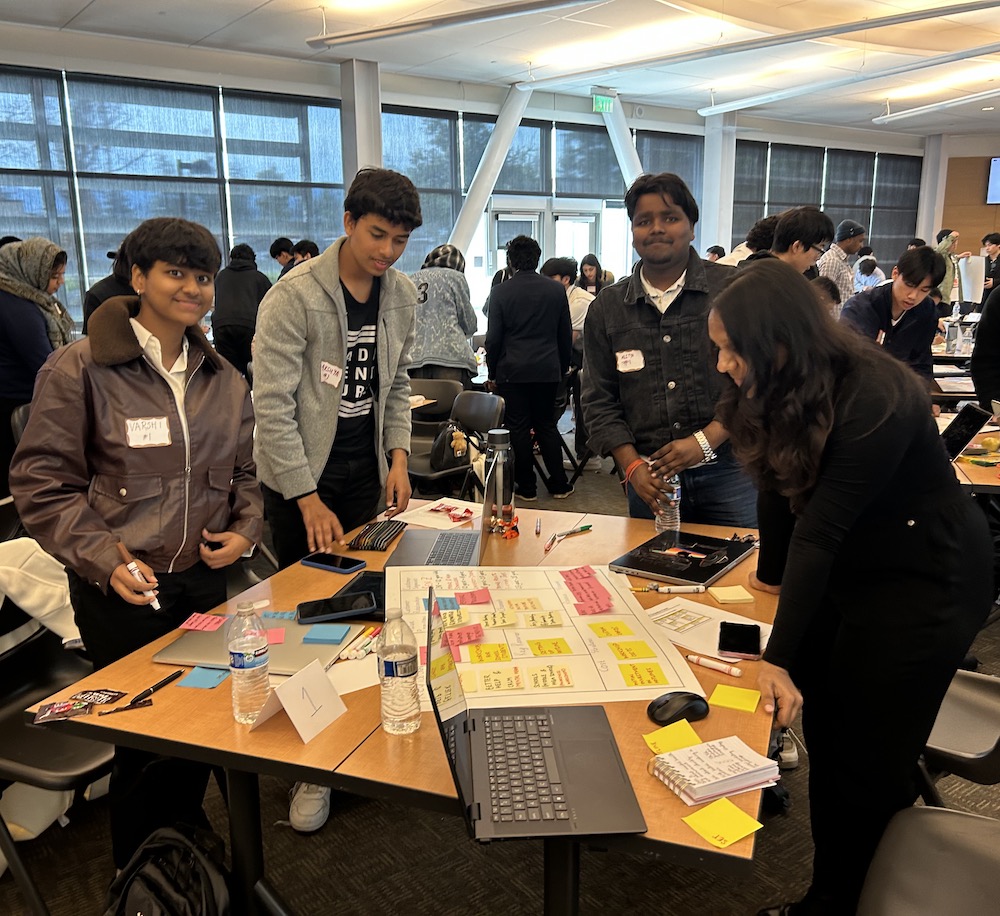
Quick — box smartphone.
[333,571,386,612]
[718,621,762,660]
[300,552,366,574]
[297,591,378,624]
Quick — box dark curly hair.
[128,218,221,275]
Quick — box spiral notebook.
[646,735,779,806]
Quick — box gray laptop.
[425,587,646,841]
[151,619,360,675]
[385,523,485,568]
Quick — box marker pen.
[686,654,743,677]
[115,542,161,610]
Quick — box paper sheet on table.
[933,363,969,376]
[392,499,483,529]
[959,256,985,301]
[326,654,379,695]
[937,376,977,393]
[646,597,772,661]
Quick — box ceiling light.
[872,86,1000,124]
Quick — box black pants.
[262,452,381,570]
[212,325,254,377]
[497,381,569,496]
[69,562,226,868]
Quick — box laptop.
[385,522,485,568]
[151,619,361,676]
[940,402,993,461]
[608,531,756,587]
[425,587,646,841]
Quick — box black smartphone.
[300,552,367,574]
[718,621,762,660]
[333,571,386,613]
[297,591,378,624]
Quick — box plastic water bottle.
[227,601,270,724]
[376,607,421,735]
[654,474,682,534]
[951,300,961,320]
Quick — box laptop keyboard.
[484,713,569,824]
[426,531,477,566]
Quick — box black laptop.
[424,587,646,841]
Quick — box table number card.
[250,659,347,743]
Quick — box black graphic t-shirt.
[328,278,380,462]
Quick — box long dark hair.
[577,253,605,293]
[713,259,901,510]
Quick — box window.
[636,131,704,204]
[556,124,622,198]
[463,116,550,194]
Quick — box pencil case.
[348,519,408,551]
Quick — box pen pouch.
[348,520,408,551]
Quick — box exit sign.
[593,94,614,113]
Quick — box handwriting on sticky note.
[468,643,512,664]
[608,640,657,660]
[589,621,634,638]
[266,628,285,645]
[503,596,543,612]
[523,611,563,628]
[480,667,524,692]
[575,601,612,615]
[709,684,761,713]
[527,664,574,688]
[430,595,459,611]
[446,623,484,647]
[180,612,226,632]
[561,566,596,581]
[619,662,670,687]
[455,587,491,605]
[440,607,471,628]
[429,652,456,680]
[682,798,763,849]
[481,611,517,628]
[565,577,613,608]
[527,638,573,657]
[644,719,701,755]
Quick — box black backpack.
[104,825,230,916]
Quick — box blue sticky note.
[424,595,459,610]
[179,667,230,689]
[303,623,352,645]
[263,610,296,620]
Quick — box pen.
[535,518,541,536]
[634,584,706,594]
[349,625,383,659]
[130,668,186,704]
[686,654,743,677]
[339,625,375,660]
[116,542,161,610]
[543,524,593,553]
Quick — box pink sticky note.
[561,566,596,582]
[575,601,612,615]
[566,577,613,607]
[420,645,428,665]
[446,623,485,646]
[266,628,286,645]
[450,644,462,662]
[456,588,491,605]
[180,612,226,632]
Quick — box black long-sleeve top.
[971,286,1000,413]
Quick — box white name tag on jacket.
[320,361,343,388]
[125,417,171,448]
[616,349,645,372]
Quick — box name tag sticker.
[615,349,645,372]
[125,417,171,448]
[320,361,343,388]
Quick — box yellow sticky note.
[480,667,524,692]
[643,719,701,755]
[523,611,563,627]
[619,662,670,687]
[707,585,754,604]
[468,643,512,664]
[431,679,459,706]
[527,664,574,689]
[481,610,517,628]
[682,797,763,849]
[440,607,470,628]
[527,638,573,657]
[428,652,455,680]
[608,640,657,661]
[459,669,478,694]
[588,621,634,638]
[709,684,761,713]
[503,596,543,612]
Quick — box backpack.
[104,825,230,916]
[429,420,471,471]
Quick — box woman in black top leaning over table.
[707,259,992,916]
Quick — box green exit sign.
[593,94,614,113]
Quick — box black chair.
[9,403,29,447]
[408,378,464,454]
[0,624,114,915]
[408,391,505,499]
[857,806,1000,915]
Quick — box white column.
[917,134,946,243]
[340,59,382,183]
[599,94,644,186]
[701,113,737,253]
[450,85,532,253]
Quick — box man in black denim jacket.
[582,172,756,526]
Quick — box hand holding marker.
[116,542,160,610]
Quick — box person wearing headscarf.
[408,244,478,388]
[0,236,75,497]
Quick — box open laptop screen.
[940,402,992,461]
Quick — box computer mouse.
[646,691,710,727]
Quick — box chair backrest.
[409,378,463,424]
[451,391,505,438]
[10,403,29,445]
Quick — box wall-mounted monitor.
[988,157,1000,205]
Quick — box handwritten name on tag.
[125,416,171,448]
[320,361,343,388]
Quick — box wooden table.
[30,509,777,915]
[955,434,1000,494]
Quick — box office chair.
[408,391,505,499]
[856,806,1000,915]
[918,668,1000,807]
